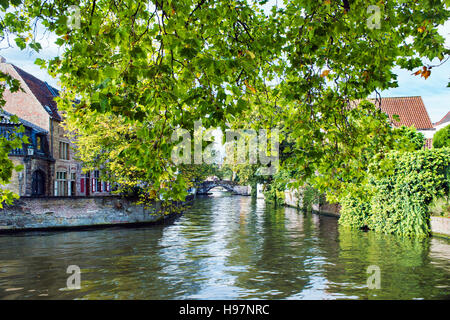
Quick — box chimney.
[0,56,6,63]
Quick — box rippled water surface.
[0,193,449,299]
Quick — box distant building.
[434,110,450,132]
[370,96,435,149]
[0,58,111,197]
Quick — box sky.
[378,21,450,123]
[0,8,449,123]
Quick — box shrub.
[339,148,450,237]
[433,125,450,149]
[263,168,291,205]
[302,185,324,212]
[339,194,372,229]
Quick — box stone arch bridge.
[196,180,250,195]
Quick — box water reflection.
[0,195,449,299]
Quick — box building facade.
[0,59,111,197]
[1,110,54,197]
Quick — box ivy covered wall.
[339,148,450,237]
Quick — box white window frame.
[55,171,68,196]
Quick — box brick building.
[0,58,111,197]
[1,110,53,196]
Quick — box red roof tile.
[369,96,433,129]
[11,64,62,121]
[434,111,450,126]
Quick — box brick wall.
[0,63,50,131]
[51,119,80,195]
[24,157,53,196]
[0,157,53,197]
[0,157,23,195]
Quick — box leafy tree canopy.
[395,125,425,151]
[0,0,449,203]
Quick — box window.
[36,136,42,151]
[69,173,76,196]
[93,170,101,192]
[44,105,53,115]
[59,142,69,160]
[90,171,110,193]
[56,171,66,180]
[55,171,68,196]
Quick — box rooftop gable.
[434,111,450,127]
[369,96,433,130]
[0,110,48,134]
[11,64,62,121]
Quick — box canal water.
[0,193,449,299]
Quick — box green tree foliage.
[262,168,295,205]
[0,0,31,205]
[433,124,450,148]
[0,0,39,206]
[339,148,450,237]
[0,0,449,205]
[0,117,27,208]
[214,165,232,180]
[178,163,218,188]
[395,125,425,151]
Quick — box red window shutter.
[81,178,85,193]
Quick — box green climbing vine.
[339,148,450,237]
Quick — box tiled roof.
[434,111,450,126]
[0,110,48,134]
[11,64,62,121]
[369,96,434,129]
